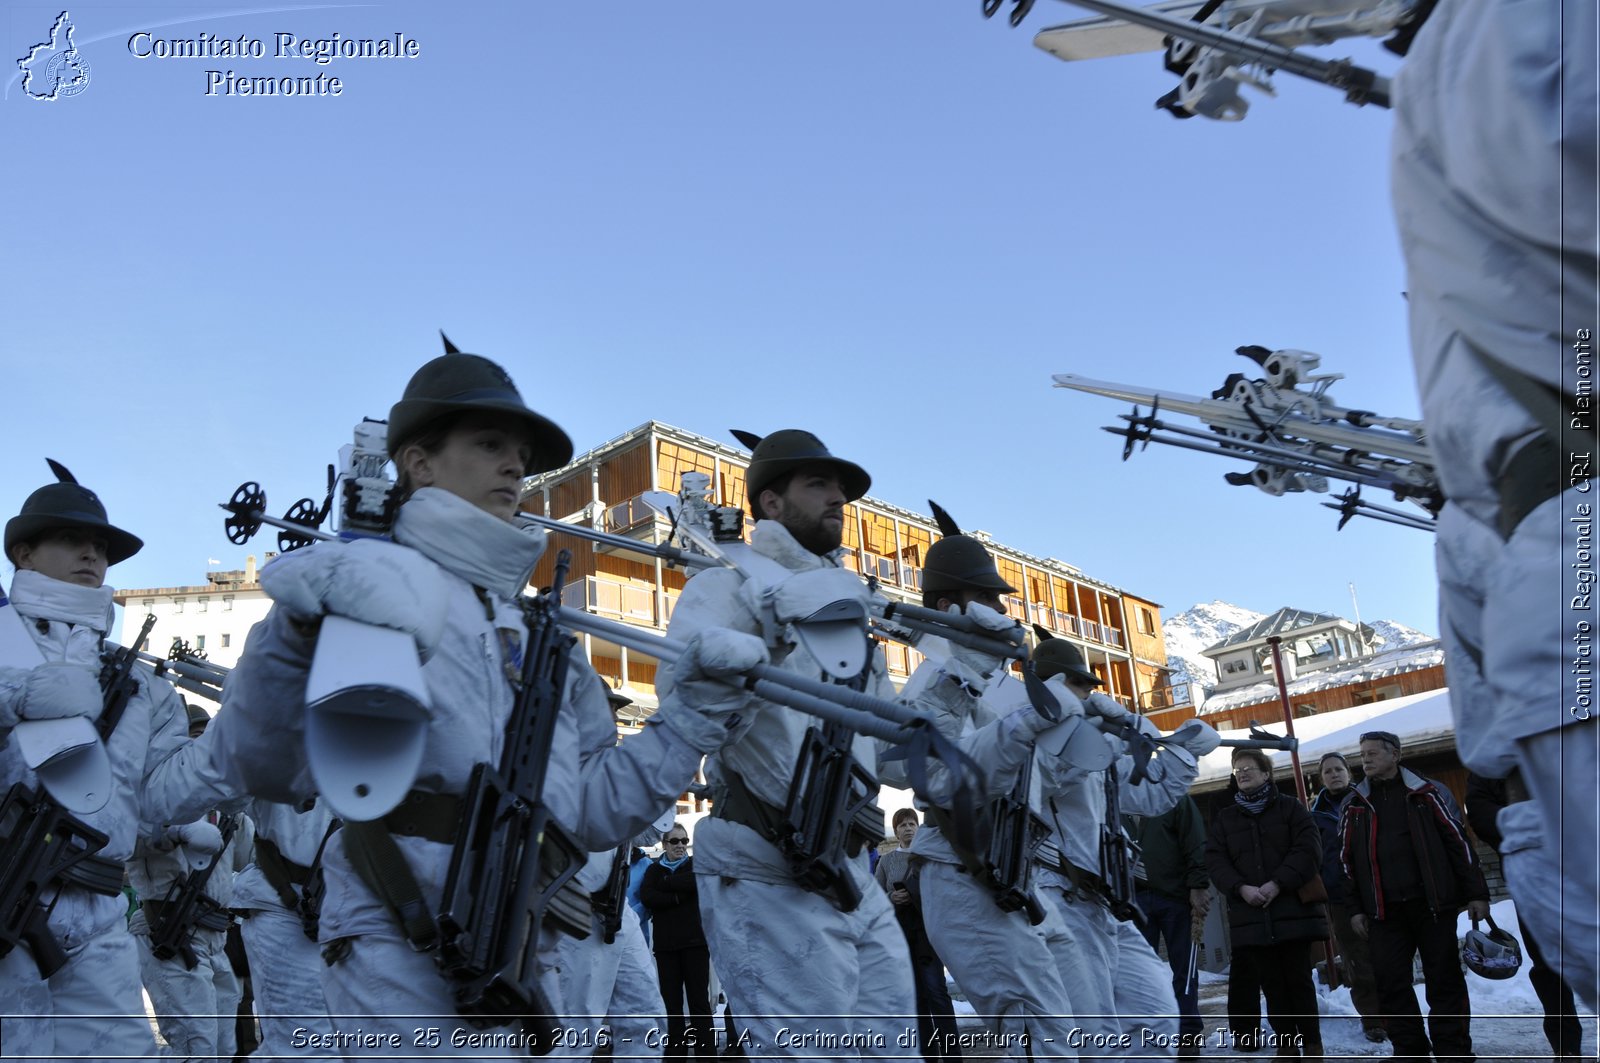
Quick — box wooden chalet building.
[521,421,1189,723]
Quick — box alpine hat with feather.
[732,429,871,512]
[388,332,574,476]
[6,460,143,565]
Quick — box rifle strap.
[254,836,312,913]
[1461,345,1592,539]
[57,852,123,896]
[710,771,786,846]
[341,819,438,951]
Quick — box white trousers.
[1042,886,1178,1057]
[240,903,340,1061]
[919,862,1080,1061]
[698,871,917,1061]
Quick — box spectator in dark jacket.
[1127,796,1210,1059]
[1307,752,1386,1043]
[640,823,714,1063]
[874,808,961,1063]
[1339,731,1489,1063]
[1207,749,1327,1061]
[1464,772,1583,1059]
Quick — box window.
[1138,607,1156,635]
[196,635,206,651]
[173,598,185,614]
[142,599,154,610]
[221,633,231,648]
[1294,703,1317,718]
[223,596,234,612]
[197,596,209,613]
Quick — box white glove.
[169,820,224,855]
[1167,719,1222,757]
[947,603,1020,679]
[261,539,448,659]
[1006,674,1084,742]
[1083,690,1134,725]
[659,628,769,752]
[18,662,101,722]
[963,601,1023,638]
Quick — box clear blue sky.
[1,1,1437,634]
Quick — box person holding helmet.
[203,337,767,1052]
[0,464,229,1058]
[661,436,1061,1058]
[1339,732,1489,1063]
[1032,633,1218,1058]
[1463,772,1578,1058]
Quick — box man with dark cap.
[0,463,233,1058]
[662,433,1060,1058]
[1339,731,1489,1063]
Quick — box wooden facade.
[524,422,1187,715]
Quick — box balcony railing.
[562,575,659,625]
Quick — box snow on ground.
[946,898,1595,1061]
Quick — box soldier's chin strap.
[883,720,987,863]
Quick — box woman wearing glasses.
[642,824,715,1063]
[1206,749,1327,1061]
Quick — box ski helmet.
[736,429,870,513]
[6,460,142,566]
[388,334,574,475]
[1461,916,1522,980]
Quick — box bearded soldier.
[662,435,1060,1059]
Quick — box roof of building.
[1200,639,1445,715]
[1192,687,1455,791]
[1201,606,1371,656]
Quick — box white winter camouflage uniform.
[1393,0,1598,1007]
[203,488,724,1055]
[129,811,250,1061]
[0,570,238,1060]
[898,661,1084,1062]
[1036,726,1195,1057]
[550,848,666,1059]
[233,798,339,1061]
[662,519,920,1059]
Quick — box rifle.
[148,815,240,970]
[0,784,109,977]
[778,714,885,913]
[96,612,159,740]
[1096,758,1145,928]
[592,846,632,945]
[982,749,1049,925]
[434,550,591,1051]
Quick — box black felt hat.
[735,429,871,506]
[388,333,574,475]
[5,461,143,565]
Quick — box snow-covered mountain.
[1160,601,1436,710]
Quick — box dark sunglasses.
[665,837,688,845]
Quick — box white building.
[113,555,274,682]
